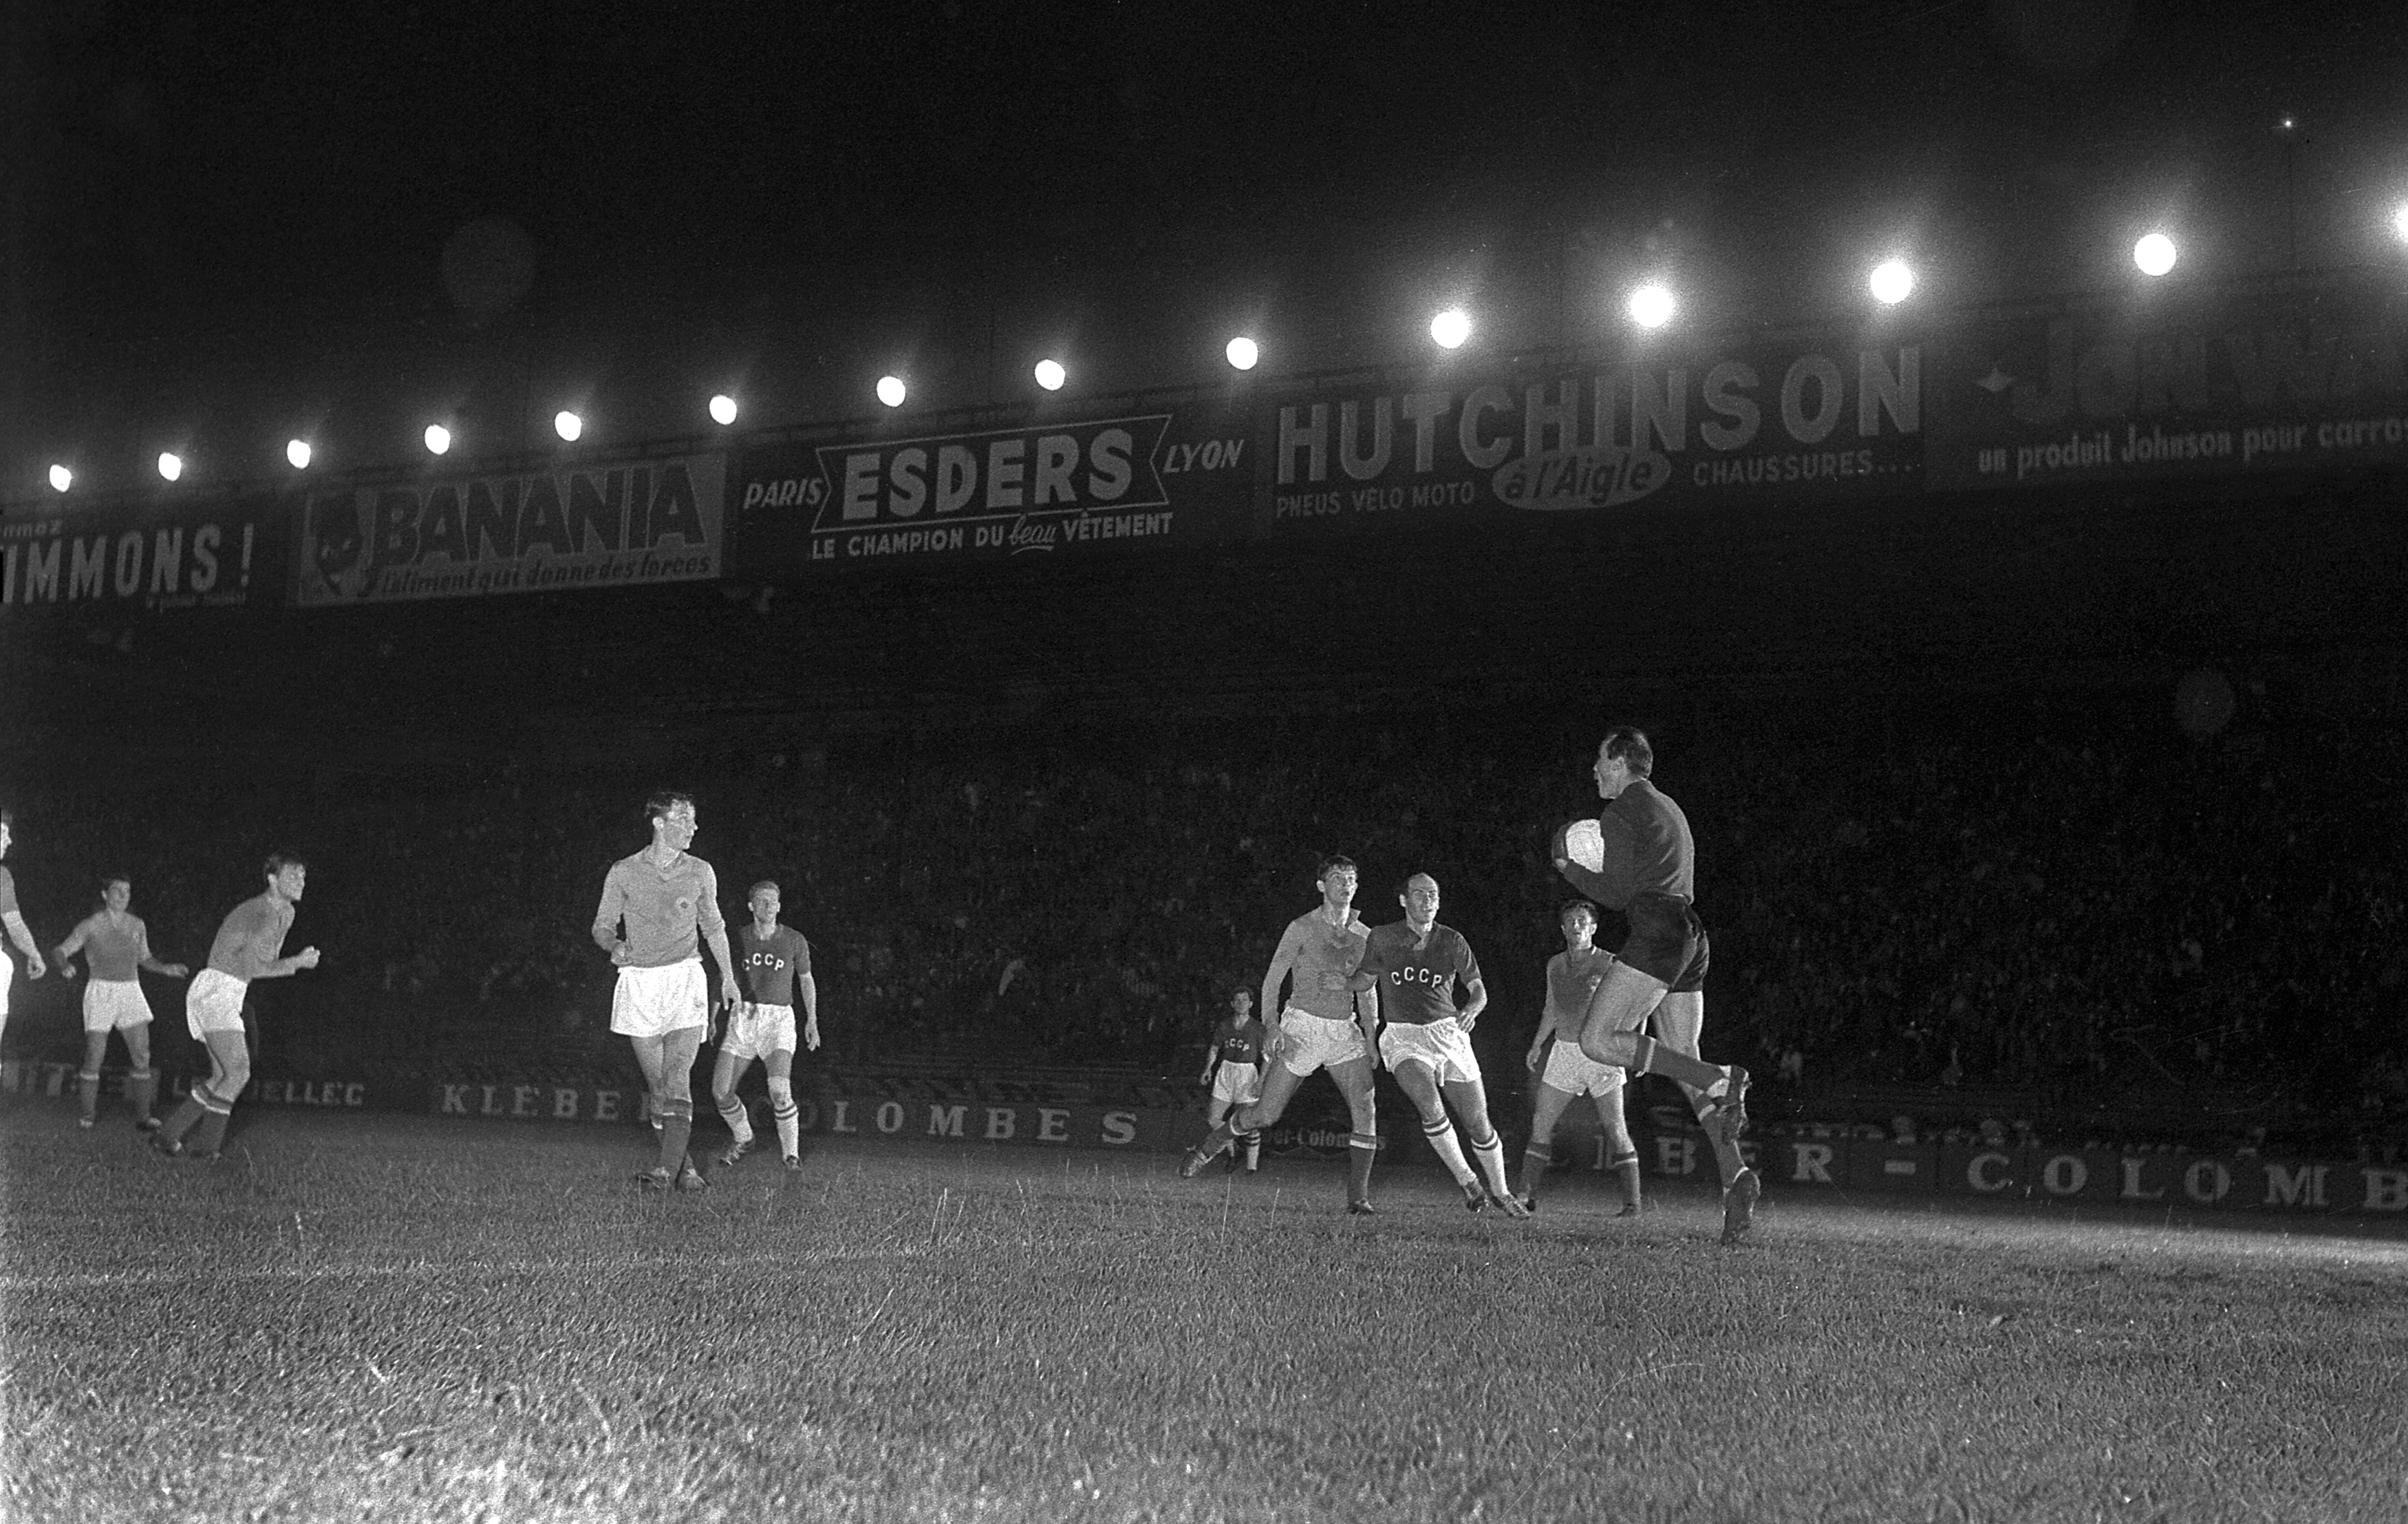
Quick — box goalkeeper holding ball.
[1553,727,1761,1244]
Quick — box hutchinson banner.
[1927,276,2408,491]
[1,491,286,613]
[729,397,1254,575]
[1263,331,1924,536]
[296,454,725,605]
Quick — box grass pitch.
[3,1105,2405,1523]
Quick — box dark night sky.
[6,0,2407,475]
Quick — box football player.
[54,875,190,1129]
[1196,989,1268,1172]
[1518,899,1640,1214]
[713,880,819,1171]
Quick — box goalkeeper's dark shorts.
[1620,892,1703,989]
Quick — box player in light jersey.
[713,879,818,1171]
[0,811,50,1050]
[592,791,741,1191]
[152,854,319,1160]
[1518,901,1640,1214]
[1339,873,1527,1218]
[1196,989,1268,1173]
[1556,727,1761,1243]
[54,875,190,1129]
[1179,855,1382,1212]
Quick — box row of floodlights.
[35,222,2408,493]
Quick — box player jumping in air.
[592,791,742,1192]
[54,875,190,1129]
[1556,727,1761,1244]
[0,811,48,1051]
[153,854,319,1160]
[1181,855,1381,1212]
[1338,873,1528,1218]
[1196,989,1269,1172]
[713,879,819,1171]
[1518,900,1640,1214]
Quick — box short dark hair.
[1316,854,1357,880]
[1560,899,1598,924]
[264,852,306,877]
[748,879,780,900]
[101,874,131,892]
[646,790,695,825]
[1602,726,1654,777]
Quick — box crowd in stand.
[6,695,2405,1137]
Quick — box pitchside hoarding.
[1926,277,2408,491]
[294,454,726,605]
[1262,332,1925,537]
[728,400,1254,575]
[0,491,286,613]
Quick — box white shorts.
[1210,1062,1264,1106]
[1277,1009,1369,1076]
[1378,1019,1482,1086]
[0,954,12,1018]
[83,978,155,1033]
[722,1001,797,1062]
[612,959,708,1038]
[185,969,249,1038]
[1539,1038,1626,1099]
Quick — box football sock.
[157,1093,208,1145]
[1692,1105,1745,1186]
[1421,1117,1476,1186]
[1346,1132,1378,1203]
[1609,1149,1643,1210]
[1520,1144,1554,1202]
[1631,1035,1728,1095]
[657,1097,694,1173]
[127,1068,157,1120]
[76,1069,101,1122]
[769,1080,799,1158]
[1239,1130,1261,1169]
[188,1088,235,1155]
[716,1092,753,1145]
[1465,1127,1511,1199]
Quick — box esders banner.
[1927,275,2408,490]
[728,398,1254,575]
[1,491,286,613]
[1262,332,1924,536]
[295,453,725,605]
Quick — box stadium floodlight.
[554,410,583,442]
[2391,203,2408,243]
[48,464,71,493]
[286,440,312,470]
[1225,336,1259,371]
[1869,259,1915,305]
[2133,233,2178,277]
[709,394,740,426]
[1628,283,1676,329]
[1429,309,1472,350]
[1033,358,1066,391]
[424,424,453,455]
[876,375,907,407]
[156,452,183,482]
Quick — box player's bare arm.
[4,911,45,980]
[798,970,821,1051]
[1458,974,1488,1032]
[1259,923,1305,1057]
[707,927,740,1011]
[51,914,95,979]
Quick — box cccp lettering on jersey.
[816,416,1172,528]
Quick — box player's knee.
[766,1077,793,1105]
[219,1054,252,1094]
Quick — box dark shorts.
[1618,893,1703,988]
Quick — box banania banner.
[294,453,726,605]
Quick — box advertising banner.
[0,491,286,613]
[295,453,725,605]
[1927,277,2408,490]
[1262,332,1924,536]
[728,398,1254,576]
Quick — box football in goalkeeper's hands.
[1560,817,1606,874]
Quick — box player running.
[1338,873,1527,1217]
[592,791,742,1192]
[152,854,319,1160]
[713,879,819,1171]
[1556,727,1760,1243]
[54,875,190,1129]
[1196,989,1269,1173]
[1180,855,1381,1212]
[0,811,47,1051]
[1517,900,1638,1214]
